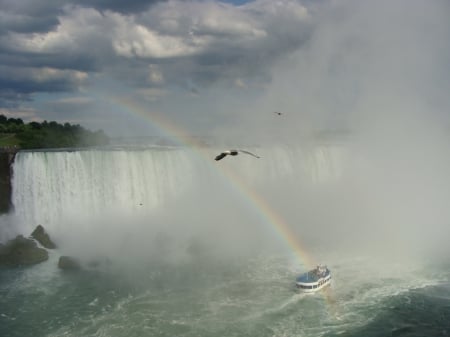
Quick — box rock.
[58,256,81,270]
[31,225,57,249]
[0,235,48,266]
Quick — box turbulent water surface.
[1,146,449,337]
[1,253,449,337]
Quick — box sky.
[0,0,449,141]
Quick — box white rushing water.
[12,149,194,230]
[10,145,345,239]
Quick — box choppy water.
[2,147,450,336]
[1,252,449,337]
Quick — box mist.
[206,0,450,262]
[2,0,450,271]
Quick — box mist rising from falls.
[8,145,342,262]
[5,138,450,266]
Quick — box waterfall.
[7,145,345,249]
[11,149,194,232]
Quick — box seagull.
[273,111,283,116]
[215,149,260,161]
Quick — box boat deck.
[296,269,330,283]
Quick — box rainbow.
[111,97,342,315]
[113,97,317,269]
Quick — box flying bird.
[273,111,283,116]
[215,149,260,161]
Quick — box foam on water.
[2,145,450,336]
[0,253,438,337]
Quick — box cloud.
[0,0,312,110]
[0,0,63,34]
[111,14,205,58]
[235,0,450,137]
[0,0,448,140]
[76,0,166,14]
[0,66,88,108]
[0,11,59,34]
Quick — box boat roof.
[296,268,330,283]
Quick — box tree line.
[0,115,109,149]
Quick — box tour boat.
[296,265,331,292]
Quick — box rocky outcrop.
[0,225,91,271]
[0,235,48,266]
[58,256,81,270]
[31,225,57,249]
[0,151,15,214]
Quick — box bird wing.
[215,152,227,161]
[238,150,260,158]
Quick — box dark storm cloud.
[0,14,59,34]
[0,91,32,109]
[0,0,165,31]
[0,71,81,94]
[76,0,167,14]
[0,0,313,110]
[0,0,62,15]
[0,65,87,109]
[0,0,63,34]
[0,3,109,106]
[0,48,100,72]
